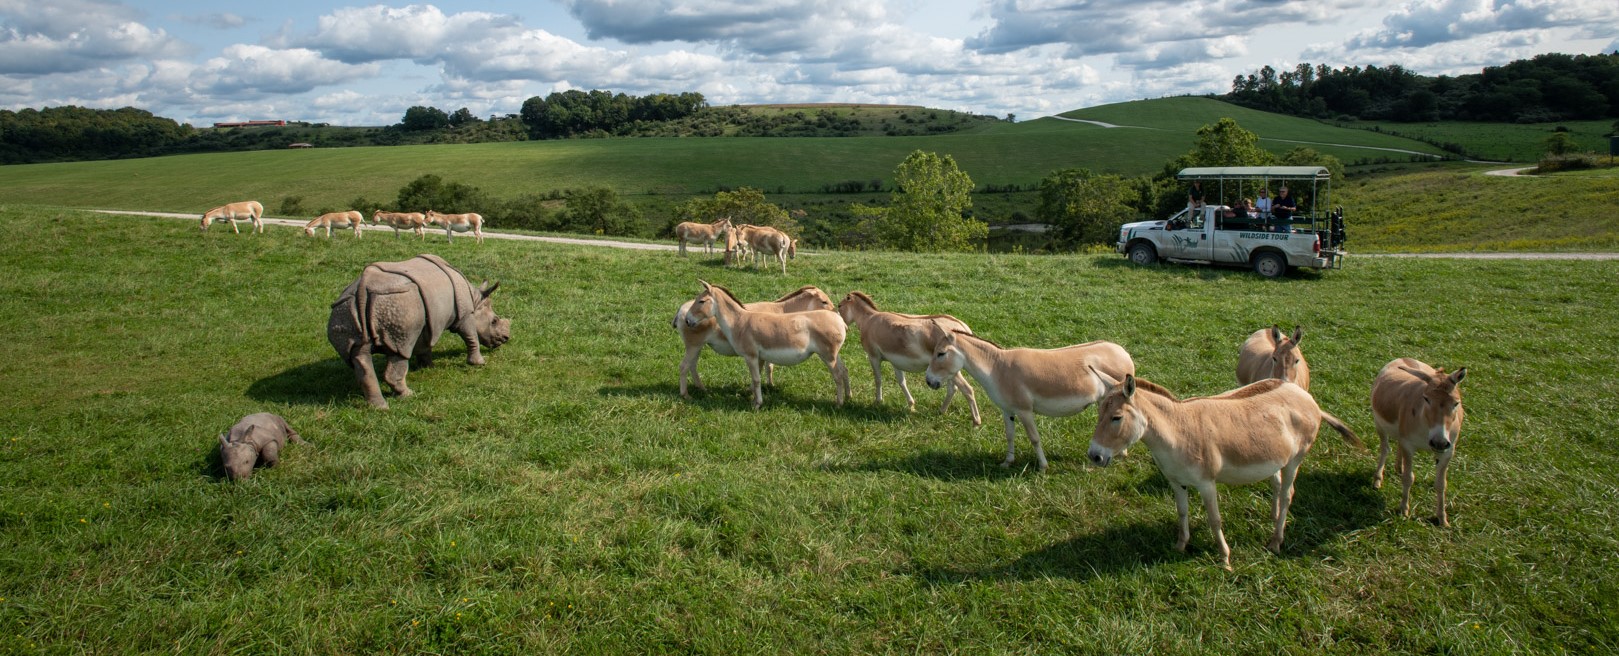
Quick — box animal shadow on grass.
[1094,257,1322,282]
[834,449,1031,482]
[197,444,227,482]
[914,519,1181,584]
[597,381,903,419]
[246,357,362,405]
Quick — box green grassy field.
[0,98,1450,217]
[2,207,1616,653]
[1344,119,1618,163]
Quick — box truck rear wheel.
[1252,252,1287,278]
[1128,243,1158,266]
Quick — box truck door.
[1164,208,1214,260]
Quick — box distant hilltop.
[733,103,926,110]
[211,120,286,128]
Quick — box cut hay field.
[0,98,1450,217]
[1,207,1616,654]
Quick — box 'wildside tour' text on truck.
[1117,166,1346,278]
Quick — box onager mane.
[845,290,879,309]
[951,329,1003,350]
[775,286,823,303]
[1192,378,1283,402]
[1125,377,1181,402]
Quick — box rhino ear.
[481,280,500,298]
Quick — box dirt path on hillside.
[1483,166,1536,177]
[91,208,1618,260]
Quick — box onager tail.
[1320,411,1364,448]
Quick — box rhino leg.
[460,328,485,366]
[346,347,389,409]
[413,337,434,368]
[383,354,414,397]
[261,440,282,468]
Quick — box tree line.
[1225,52,1619,123]
[519,90,707,139]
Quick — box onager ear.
[1269,325,1283,345]
[1449,367,1467,385]
[1123,374,1137,400]
[1089,365,1118,393]
[1290,326,1304,344]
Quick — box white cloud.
[191,44,380,95]
[1347,0,1619,49]
[0,0,181,75]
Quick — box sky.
[2,0,1616,127]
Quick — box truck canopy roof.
[1177,166,1330,181]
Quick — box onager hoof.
[369,398,390,410]
[1266,538,1284,554]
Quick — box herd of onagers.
[204,201,1468,570]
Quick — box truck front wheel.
[1128,243,1158,266]
[1252,252,1287,278]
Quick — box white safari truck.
[1117,166,1346,277]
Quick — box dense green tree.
[400,106,450,131]
[448,108,479,126]
[1036,168,1136,247]
[560,187,641,236]
[395,174,487,213]
[854,150,984,252]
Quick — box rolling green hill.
[0,98,1450,215]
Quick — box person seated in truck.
[1253,189,1271,218]
[1272,187,1297,224]
[1187,181,1205,211]
[1219,200,1254,231]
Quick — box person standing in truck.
[1272,186,1297,224]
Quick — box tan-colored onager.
[304,211,364,238]
[371,210,427,240]
[200,200,264,234]
[684,280,850,409]
[1086,373,1362,569]
[744,225,797,274]
[673,285,834,398]
[837,291,981,426]
[1236,325,1310,389]
[923,323,1134,471]
[425,210,485,244]
[673,217,732,256]
[1371,358,1467,527]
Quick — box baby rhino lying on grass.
[218,413,307,481]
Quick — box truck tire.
[1128,243,1158,266]
[1252,252,1287,278]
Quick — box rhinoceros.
[327,254,511,409]
[219,413,306,481]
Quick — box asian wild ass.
[1237,325,1310,389]
[684,281,849,409]
[1087,373,1363,569]
[425,210,485,244]
[371,211,427,240]
[200,201,264,234]
[674,217,732,256]
[672,285,835,398]
[923,323,1134,471]
[744,225,797,274]
[1371,358,1467,527]
[304,211,364,238]
[837,291,981,426]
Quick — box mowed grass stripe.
[0,207,1615,653]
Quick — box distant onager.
[674,217,733,256]
[200,201,264,234]
[837,291,980,426]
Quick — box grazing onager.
[371,210,427,240]
[425,210,485,244]
[673,286,834,397]
[1371,358,1467,526]
[200,201,264,234]
[744,226,797,274]
[923,323,1134,470]
[304,210,365,238]
[1237,325,1310,389]
[837,291,981,426]
[1086,373,1363,569]
[674,217,733,256]
[218,413,307,481]
[683,280,849,409]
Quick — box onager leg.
[1000,414,1018,468]
[1398,446,1416,517]
[1373,431,1393,489]
[944,373,981,426]
[868,356,889,405]
[894,368,917,411]
[1267,462,1302,554]
[383,354,414,398]
[747,356,765,409]
[1015,412,1048,471]
[678,345,705,398]
[1434,449,1455,527]
[1173,484,1192,551]
[1198,483,1232,570]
